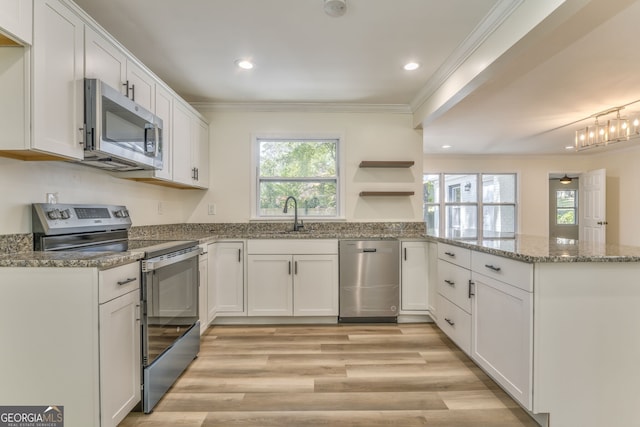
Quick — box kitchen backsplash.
[0,234,33,254]
[129,222,426,239]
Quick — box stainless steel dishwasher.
[339,240,399,322]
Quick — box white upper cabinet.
[192,117,209,189]
[171,99,193,186]
[0,0,32,45]
[172,99,209,188]
[0,0,208,188]
[32,0,85,160]
[125,59,154,111]
[152,84,173,181]
[84,25,126,91]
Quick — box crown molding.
[190,102,412,114]
[409,0,524,113]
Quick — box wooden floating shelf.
[359,161,415,168]
[359,191,415,197]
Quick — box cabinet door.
[99,289,141,427]
[293,254,338,316]
[126,59,154,111]
[154,84,173,180]
[32,0,84,160]
[210,242,245,316]
[84,25,126,92]
[0,0,32,44]
[471,272,533,410]
[171,100,193,185]
[191,118,209,188]
[198,249,208,335]
[400,242,428,312]
[247,255,292,316]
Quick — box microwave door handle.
[154,124,160,158]
[144,124,158,156]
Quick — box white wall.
[0,109,424,235]
[188,109,424,223]
[423,154,588,237]
[0,157,189,234]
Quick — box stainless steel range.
[32,203,200,414]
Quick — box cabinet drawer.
[99,262,140,303]
[471,251,533,292]
[437,259,471,313]
[437,294,471,355]
[438,243,471,269]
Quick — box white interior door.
[579,168,606,243]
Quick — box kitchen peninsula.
[429,234,640,427]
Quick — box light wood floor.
[120,323,539,427]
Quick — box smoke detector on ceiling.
[324,0,347,17]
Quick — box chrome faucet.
[283,196,304,231]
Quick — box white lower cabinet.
[400,241,429,313]
[435,243,533,411]
[247,254,293,316]
[247,240,339,318]
[436,244,472,354]
[292,254,339,316]
[98,262,142,427]
[471,271,532,410]
[437,294,471,354]
[99,288,141,427]
[209,241,245,318]
[0,262,141,427]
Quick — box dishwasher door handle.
[362,248,377,253]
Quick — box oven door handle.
[142,247,201,272]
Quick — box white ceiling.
[73,0,640,155]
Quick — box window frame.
[555,189,578,226]
[251,133,345,220]
[424,172,519,240]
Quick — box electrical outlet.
[46,192,58,204]
[208,203,216,215]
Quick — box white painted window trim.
[250,132,346,221]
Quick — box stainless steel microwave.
[82,78,163,171]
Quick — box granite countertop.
[0,222,427,268]
[5,220,640,267]
[0,250,144,269]
[426,234,640,263]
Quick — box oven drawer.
[99,262,141,303]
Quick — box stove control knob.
[60,209,71,220]
[46,209,60,220]
[114,209,129,218]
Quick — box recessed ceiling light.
[403,62,420,71]
[441,145,452,149]
[235,59,254,70]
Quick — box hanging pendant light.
[560,174,572,184]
